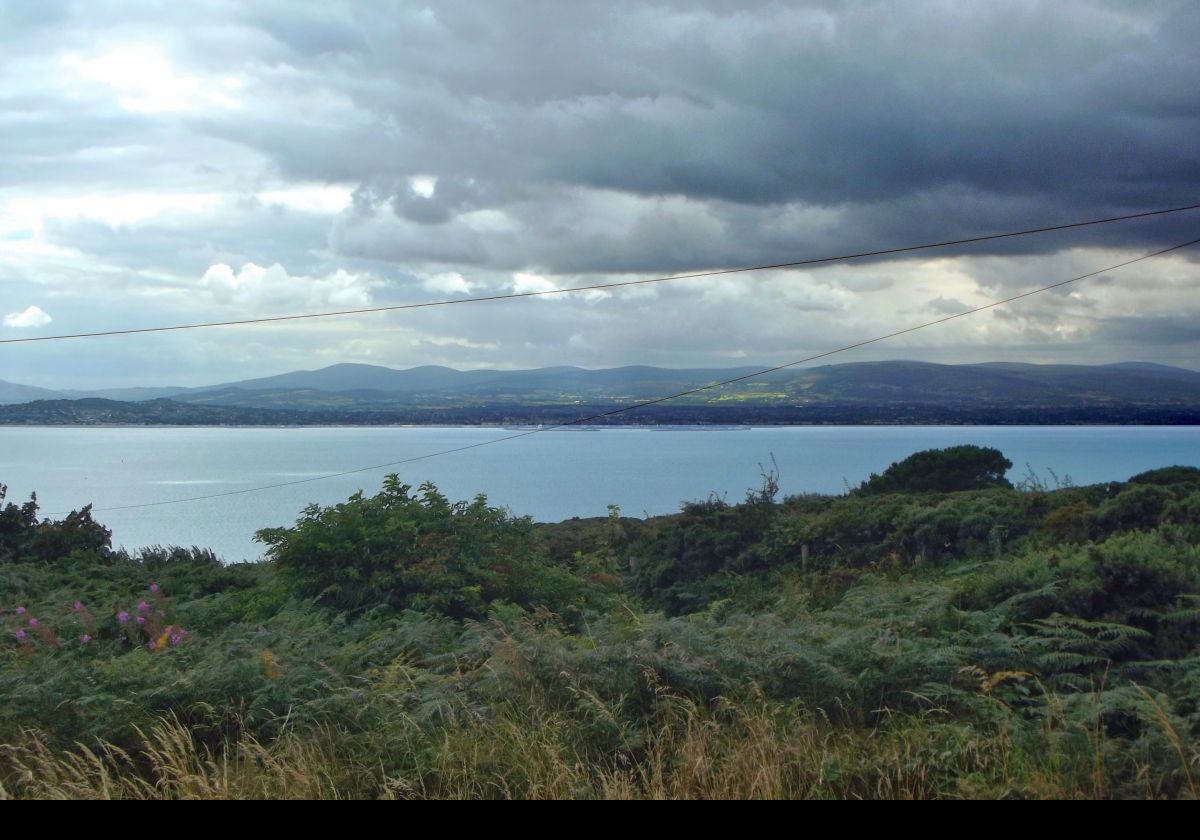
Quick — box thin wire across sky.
[5,202,1200,345]
[52,231,1200,516]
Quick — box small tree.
[858,446,1013,495]
[1,484,111,564]
[256,476,593,618]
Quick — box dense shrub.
[626,490,780,614]
[256,475,597,619]
[759,489,1033,572]
[1040,500,1095,543]
[858,445,1013,494]
[1164,491,1200,541]
[1093,485,1176,534]
[0,485,111,565]
[1127,466,1200,489]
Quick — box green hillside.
[3,448,1199,799]
[8,361,1199,412]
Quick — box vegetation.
[3,397,1199,427]
[858,445,1013,494]
[2,450,1199,799]
[5,361,1200,427]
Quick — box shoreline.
[2,421,1200,430]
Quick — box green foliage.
[626,499,779,614]
[1093,485,1175,534]
[256,475,598,619]
[3,452,1200,799]
[1041,500,1094,543]
[0,484,111,565]
[858,445,1014,495]
[758,488,1033,572]
[1127,465,1200,489]
[1165,491,1200,542]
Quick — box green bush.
[625,494,778,614]
[1,484,111,565]
[760,489,1031,572]
[1093,485,1175,534]
[1041,500,1094,543]
[256,475,597,619]
[1127,466,1200,489]
[858,446,1013,495]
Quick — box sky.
[1,0,1198,390]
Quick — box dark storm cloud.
[13,0,1199,273]
[199,0,1200,271]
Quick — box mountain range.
[2,361,1199,423]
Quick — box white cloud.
[511,272,609,303]
[421,335,498,350]
[409,175,438,199]
[512,271,560,296]
[3,305,52,328]
[63,47,241,113]
[5,193,225,228]
[420,271,474,295]
[200,262,378,310]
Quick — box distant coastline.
[3,360,1200,427]
[3,416,1200,429]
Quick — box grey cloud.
[3,1,1200,388]
[838,276,894,293]
[330,209,492,266]
[928,296,968,314]
[13,2,1200,263]
[383,176,517,226]
[43,205,337,278]
[216,2,1200,243]
[1094,315,1200,346]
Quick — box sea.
[0,425,1196,561]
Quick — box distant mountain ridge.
[3,361,1200,414]
[0,379,63,404]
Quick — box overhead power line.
[6,202,1200,346]
[52,232,1200,516]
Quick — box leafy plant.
[858,446,1013,495]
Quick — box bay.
[1,425,1196,562]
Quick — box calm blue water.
[0,426,1196,561]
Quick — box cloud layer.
[1,1,1197,388]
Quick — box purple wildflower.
[28,617,39,627]
[117,610,130,624]
[15,606,26,615]
[80,634,91,644]
[149,582,160,594]
[74,600,84,611]
[15,629,26,642]
[136,616,146,625]
[137,600,150,613]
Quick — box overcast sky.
[1,0,1198,389]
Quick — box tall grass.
[5,688,1190,799]
[1,716,370,800]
